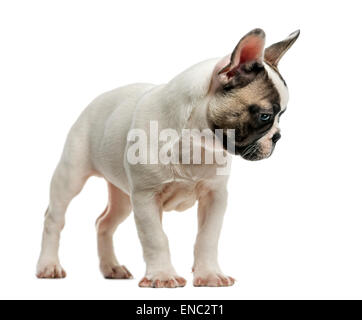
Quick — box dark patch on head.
[208,64,282,153]
[248,104,260,114]
[273,103,281,114]
[222,62,264,92]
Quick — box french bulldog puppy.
[36,28,299,287]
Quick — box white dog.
[37,28,299,287]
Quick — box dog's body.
[37,29,299,287]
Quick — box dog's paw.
[101,263,133,279]
[36,261,66,279]
[139,272,186,288]
[193,271,235,287]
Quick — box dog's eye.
[259,114,271,121]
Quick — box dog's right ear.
[210,28,266,92]
[264,30,300,67]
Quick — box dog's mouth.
[211,122,273,161]
[214,131,260,161]
[233,143,267,161]
[214,130,269,161]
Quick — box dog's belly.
[158,181,209,212]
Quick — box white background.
[1,0,361,300]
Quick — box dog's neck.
[159,58,219,133]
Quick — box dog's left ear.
[264,30,300,67]
[211,28,266,91]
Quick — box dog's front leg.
[193,188,235,287]
[132,191,186,288]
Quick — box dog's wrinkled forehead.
[215,62,288,119]
[227,64,283,110]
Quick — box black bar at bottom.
[0,300,360,319]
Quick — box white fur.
[264,63,289,110]
[36,54,290,287]
[36,58,234,286]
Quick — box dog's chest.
[157,181,210,212]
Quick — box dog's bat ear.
[264,30,300,67]
[211,29,266,91]
[218,28,265,80]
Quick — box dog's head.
[208,28,299,160]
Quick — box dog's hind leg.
[36,161,90,278]
[96,182,133,279]
[36,120,93,279]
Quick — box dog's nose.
[272,132,281,144]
